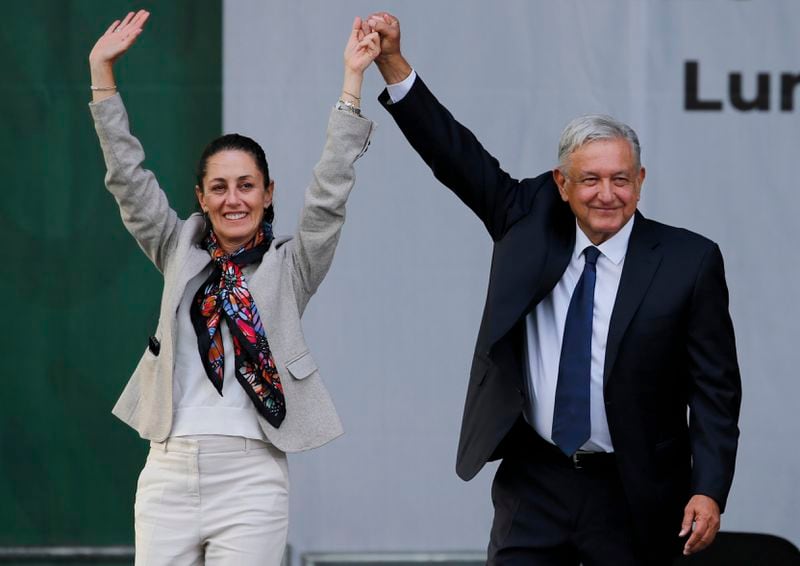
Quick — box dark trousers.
[487,422,674,566]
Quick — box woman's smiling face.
[196,150,274,253]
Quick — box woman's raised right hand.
[89,10,150,68]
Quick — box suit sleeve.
[379,75,527,241]
[686,243,742,512]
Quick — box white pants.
[135,435,289,566]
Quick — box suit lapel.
[487,190,575,348]
[603,212,662,386]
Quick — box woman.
[89,10,378,565]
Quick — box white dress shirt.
[386,69,634,452]
[524,219,633,452]
[386,69,418,103]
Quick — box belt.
[507,419,617,472]
[566,450,616,471]
[536,437,616,471]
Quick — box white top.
[524,218,633,452]
[171,266,266,440]
[386,69,634,452]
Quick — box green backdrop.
[0,0,221,546]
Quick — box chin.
[591,218,623,233]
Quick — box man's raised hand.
[365,12,411,84]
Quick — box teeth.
[224,212,246,220]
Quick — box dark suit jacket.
[380,75,741,550]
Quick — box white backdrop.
[223,0,800,559]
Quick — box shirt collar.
[573,214,635,266]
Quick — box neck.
[215,233,254,254]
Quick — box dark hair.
[195,133,270,189]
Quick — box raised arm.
[367,13,525,241]
[89,10,149,102]
[88,10,182,273]
[289,18,378,311]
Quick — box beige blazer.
[90,94,373,452]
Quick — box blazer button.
[148,336,161,356]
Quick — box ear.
[195,185,207,212]
[636,167,646,200]
[263,180,275,208]
[553,169,569,202]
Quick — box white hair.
[557,114,641,171]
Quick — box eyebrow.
[208,175,256,183]
[577,170,632,177]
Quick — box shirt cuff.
[386,69,417,104]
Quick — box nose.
[596,179,615,202]
[224,188,242,206]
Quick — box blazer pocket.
[285,351,317,380]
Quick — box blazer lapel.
[172,245,212,304]
[603,212,662,386]
[246,235,292,308]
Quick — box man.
[365,12,741,566]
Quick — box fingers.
[368,17,389,34]
[118,11,135,30]
[683,516,720,554]
[351,16,364,41]
[91,9,150,66]
[678,507,694,538]
[683,516,707,554]
[358,31,380,44]
[116,9,149,36]
[346,30,380,70]
[126,27,144,46]
[132,9,150,30]
[369,12,398,28]
[694,521,719,553]
[356,32,380,50]
[680,497,721,555]
[366,11,397,25]
[104,19,121,36]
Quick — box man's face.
[553,138,645,245]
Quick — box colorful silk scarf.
[190,218,286,427]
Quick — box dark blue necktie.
[552,246,601,456]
